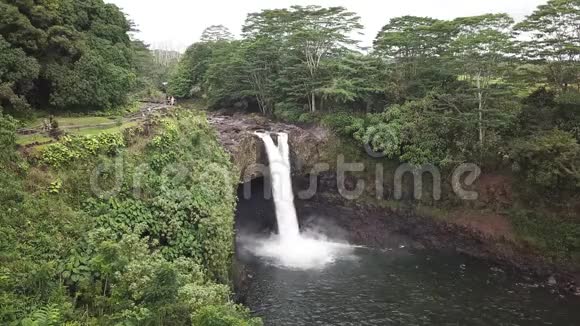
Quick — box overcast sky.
[105,0,547,51]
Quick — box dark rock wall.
[209,112,330,182]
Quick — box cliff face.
[209,112,330,182]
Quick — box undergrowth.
[0,110,261,325]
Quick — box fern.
[21,305,61,326]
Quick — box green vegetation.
[0,0,579,321]
[1,3,255,322]
[0,0,176,116]
[0,111,261,325]
[511,210,580,262]
[170,1,578,189]
[170,2,578,176]
[15,133,53,146]
[47,117,114,127]
[0,0,132,115]
[16,118,140,146]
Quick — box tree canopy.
[515,0,580,91]
[169,2,580,194]
[0,0,141,114]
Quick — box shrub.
[361,122,402,159]
[321,112,366,138]
[41,133,125,168]
[0,113,17,165]
[273,102,305,123]
[511,210,580,262]
[510,129,580,191]
[192,305,263,326]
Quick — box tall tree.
[515,0,580,92]
[241,9,293,114]
[373,16,457,101]
[446,14,517,151]
[200,25,234,42]
[238,38,280,114]
[374,16,455,59]
[0,0,137,112]
[318,52,387,112]
[286,6,363,112]
[204,41,246,107]
[0,35,40,114]
[243,6,363,112]
[168,42,217,98]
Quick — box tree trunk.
[256,96,265,115]
[311,93,316,112]
[476,73,484,149]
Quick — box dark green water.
[239,247,580,325]
[236,179,580,325]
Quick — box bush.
[41,133,126,168]
[273,102,306,123]
[555,91,580,141]
[510,129,580,191]
[321,111,366,138]
[511,210,580,262]
[0,112,17,165]
[361,121,402,159]
[192,305,263,326]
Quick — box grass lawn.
[56,116,117,126]
[24,116,118,129]
[17,102,148,147]
[72,121,139,136]
[15,134,53,146]
[17,120,140,146]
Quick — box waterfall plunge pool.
[236,182,580,325]
[237,245,580,325]
[236,133,580,325]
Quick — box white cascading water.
[247,132,353,270]
[254,132,300,241]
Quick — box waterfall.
[254,132,300,241]
[247,132,353,270]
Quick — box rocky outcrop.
[208,111,330,182]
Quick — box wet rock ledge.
[208,111,330,182]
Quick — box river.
[238,245,579,325]
[236,134,580,325]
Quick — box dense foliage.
[0,0,175,114]
[171,1,579,194]
[0,111,260,325]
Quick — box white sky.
[105,0,547,52]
